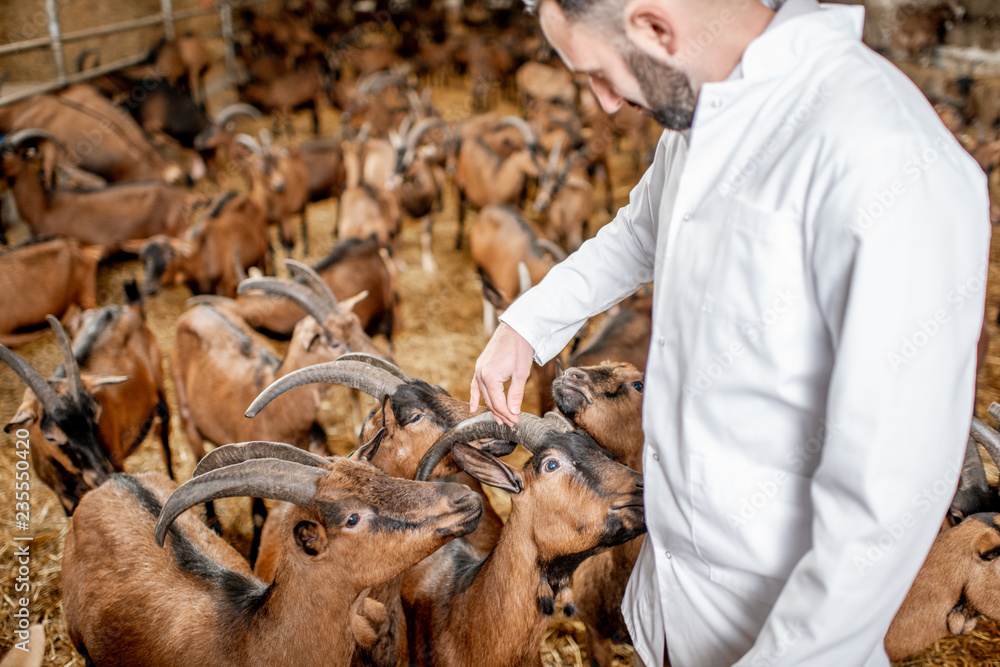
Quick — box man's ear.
[623,0,678,58]
[452,442,523,494]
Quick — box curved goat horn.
[233,133,263,157]
[0,342,64,418]
[46,315,86,406]
[497,116,537,147]
[335,352,411,382]
[214,103,263,126]
[286,259,339,312]
[971,416,1000,472]
[403,117,448,167]
[415,412,556,481]
[155,458,325,547]
[535,239,567,262]
[246,360,405,418]
[238,276,332,325]
[0,128,68,153]
[193,441,329,477]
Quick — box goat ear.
[976,529,1000,561]
[294,520,328,556]
[4,408,37,432]
[452,442,522,494]
[85,374,131,390]
[118,239,146,255]
[356,427,386,462]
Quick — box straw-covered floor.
[1,80,1000,667]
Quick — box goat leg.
[157,393,174,480]
[301,211,310,257]
[421,215,437,273]
[455,193,467,250]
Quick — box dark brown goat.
[0,238,98,346]
[404,413,645,667]
[554,363,645,666]
[569,288,653,371]
[61,442,483,667]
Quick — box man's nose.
[590,76,624,114]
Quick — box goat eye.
[632,381,644,393]
[346,514,360,527]
[544,459,559,472]
[407,413,423,425]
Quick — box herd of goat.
[2,1,1000,665]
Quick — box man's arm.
[470,132,682,424]
[734,137,990,666]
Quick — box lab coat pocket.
[702,199,805,337]
[690,454,813,604]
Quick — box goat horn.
[0,128,67,153]
[193,441,329,477]
[0,342,64,418]
[155,458,325,547]
[246,360,405,418]
[415,412,556,481]
[335,352,411,382]
[238,276,332,325]
[497,116,537,147]
[186,295,238,309]
[406,88,423,114]
[233,133,263,157]
[543,411,575,433]
[398,114,414,142]
[403,118,448,165]
[357,71,405,98]
[258,128,273,154]
[546,134,565,175]
[46,315,86,407]
[972,415,1000,470]
[535,239,567,262]
[951,434,991,520]
[285,259,339,312]
[214,103,263,126]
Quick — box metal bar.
[162,0,176,40]
[0,37,52,57]
[220,0,237,82]
[0,52,149,107]
[45,0,67,84]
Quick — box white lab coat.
[499,2,991,665]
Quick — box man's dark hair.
[524,0,621,26]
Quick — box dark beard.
[624,45,697,131]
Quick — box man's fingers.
[483,375,515,426]
[469,379,481,414]
[506,378,525,424]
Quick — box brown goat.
[554,363,645,666]
[132,191,271,297]
[885,512,1000,660]
[61,442,483,667]
[404,413,646,667]
[891,2,964,61]
[240,64,326,136]
[0,238,98,346]
[569,288,653,371]
[196,237,397,341]
[1,131,204,253]
[516,61,576,109]
[1,317,121,513]
[339,130,401,249]
[0,85,187,184]
[533,144,594,253]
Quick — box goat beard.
[622,43,697,131]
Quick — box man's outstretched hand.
[470,322,535,426]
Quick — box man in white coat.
[469,0,991,665]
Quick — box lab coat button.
[657,336,665,347]
[652,452,660,462]
[682,212,692,222]
[710,98,723,108]
[665,551,672,559]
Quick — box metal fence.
[0,0,267,107]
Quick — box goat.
[469,204,566,336]
[516,61,576,109]
[0,238,98,346]
[0,84,188,184]
[0,130,205,253]
[298,136,348,202]
[240,63,327,136]
[172,261,386,559]
[454,116,541,248]
[1,317,120,513]
[233,131,311,253]
[891,2,964,62]
[569,287,653,371]
[403,412,646,667]
[533,142,594,252]
[553,363,645,666]
[245,356,512,667]
[192,237,397,342]
[192,103,264,173]
[885,512,1000,660]
[131,191,271,297]
[61,441,483,667]
[339,128,401,250]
